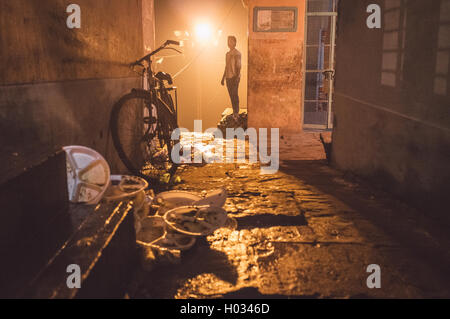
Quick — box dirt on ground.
[128,132,450,299]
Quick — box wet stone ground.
[128,133,450,299]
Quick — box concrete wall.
[332,0,450,222]
[247,0,306,132]
[0,0,155,184]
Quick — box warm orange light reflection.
[195,23,212,42]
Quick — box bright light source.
[195,23,212,42]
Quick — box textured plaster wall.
[247,0,306,132]
[0,0,154,182]
[332,0,450,222]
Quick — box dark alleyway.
[128,133,450,299]
[1,0,449,301]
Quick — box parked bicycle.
[110,40,182,182]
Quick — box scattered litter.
[63,146,110,205]
[177,132,225,164]
[217,112,248,135]
[152,188,227,216]
[150,229,197,251]
[103,175,151,234]
[136,188,238,269]
[196,188,227,207]
[153,190,202,216]
[163,206,228,237]
[136,216,196,271]
[137,216,196,251]
[104,175,149,202]
[137,216,166,243]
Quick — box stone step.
[25,202,137,299]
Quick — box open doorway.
[303,0,338,130]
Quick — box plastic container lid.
[63,146,110,205]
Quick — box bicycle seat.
[155,72,173,85]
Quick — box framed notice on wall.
[253,7,298,32]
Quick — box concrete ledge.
[0,151,69,297]
[23,202,137,299]
[0,150,138,299]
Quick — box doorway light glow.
[195,23,212,42]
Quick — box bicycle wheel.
[110,89,178,179]
[151,100,179,179]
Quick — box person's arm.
[235,53,242,79]
[221,67,226,86]
[221,52,227,86]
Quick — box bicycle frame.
[133,40,181,122]
[110,40,182,182]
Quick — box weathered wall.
[0,0,154,183]
[142,0,156,54]
[332,0,450,222]
[247,0,306,132]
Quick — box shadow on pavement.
[235,214,307,230]
[279,159,450,288]
[134,238,239,299]
[220,287,320,299]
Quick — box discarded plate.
[196,188,227,207]
[163,205,228,237]
[153,191,202,216]
[63,146,110,205]
[136,216,196,251]
[104,175,149,202]
[137,216,166,243]
[151,230,197,251]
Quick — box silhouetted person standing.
[221,36,241,119]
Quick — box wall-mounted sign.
[253,7,298,32]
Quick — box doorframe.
[302,7,338,131]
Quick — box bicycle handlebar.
[131,40,181,67]
[165,40,180,46]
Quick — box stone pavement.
[129,132,450,299]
